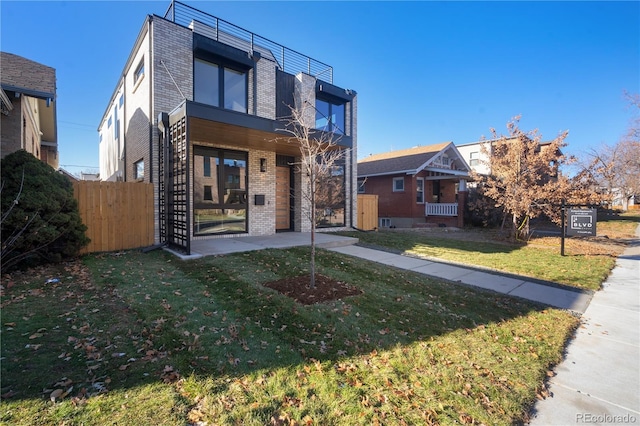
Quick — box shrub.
[1,150,89,271]
[465,185,505,228]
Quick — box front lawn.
[1,248,578,425]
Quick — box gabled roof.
[358,142,470,177]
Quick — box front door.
[276,166,291,230]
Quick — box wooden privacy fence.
[73,181,154,254]
[357,194,378,231]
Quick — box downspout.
[349,98,358,231]
[251,51,261,115]
[121,76,126,181]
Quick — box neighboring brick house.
[98,1,358,254]
[358,142,470,228]
[1,52,58,168]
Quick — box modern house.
[1,52,58,168]
[98,1,357,254]
[357,142,470,228]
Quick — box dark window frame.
[193,146,249,235]
[315,95,346,135]
[193,56,249,113]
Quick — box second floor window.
[469,152,480,167]
[194,58,247,113]
[134,58,145,85]
[315,98,345,135]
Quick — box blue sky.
[2,1,638,176]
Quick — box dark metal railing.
[164,1,333,84]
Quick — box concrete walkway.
[328,244,594,313]
[528,229,640,425]
[184,232,358,258]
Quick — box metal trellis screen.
[160,116,190,254]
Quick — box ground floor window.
[316,155,346,228]
[193,146,247,235]
[416,177,424,203]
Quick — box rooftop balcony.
[164,1,334,84]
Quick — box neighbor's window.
[203,156,211,177]
[203,185,213,201]
[380,218,391,228]
[134,159,144,180]
[469,152,480,167]
[134,58,145,85]
[416,178,424,203]
[315,98,345,135]
[194,58,247,113]
[357,178,366,194]
[393,177,404,192]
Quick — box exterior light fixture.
[260,158,267,172]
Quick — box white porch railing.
[425,203,458,217]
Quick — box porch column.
[457,179,467,228]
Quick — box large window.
[224,68,247,112]
[194,58,247,113]
[194,59,219,106]
[315,98,345,135]
[193,147,247,235]
[316,156,346,228]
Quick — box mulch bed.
[263,274,362,305]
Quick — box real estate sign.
[567,208,597,237]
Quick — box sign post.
[561,200,566,256]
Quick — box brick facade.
[1,52,57,167]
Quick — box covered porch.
[423,178,468,228]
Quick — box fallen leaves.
[160,365,180,383]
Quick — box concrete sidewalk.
[328,244,593,313]
[528,232,640,425]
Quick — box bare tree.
[580,93,640,210]
[472,116,576,240]
[276,99,346,288]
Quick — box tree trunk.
[310,171,316,289]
